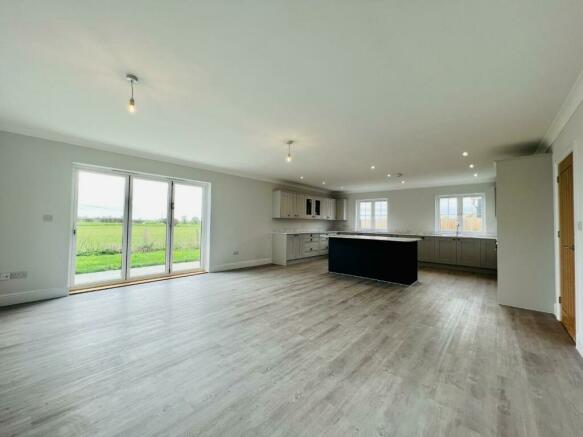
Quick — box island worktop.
[329,234,421,243]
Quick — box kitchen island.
[328,234,421,285]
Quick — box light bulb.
[128,97,135,113]
[286,154,292,163]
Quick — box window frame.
[435,193,486,234]
[356,198,389,232]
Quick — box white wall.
[0,131,333,305]
[342,182,497,235]
[496,154,555,314]
[550,103,583,355]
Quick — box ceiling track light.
[126,73,138,113]
[285,140,294,163]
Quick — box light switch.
[42,214,53,222]
[578,221,583,231]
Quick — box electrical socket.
[232,250,239,255]
[0,273,9,281]
[10,271,27,279]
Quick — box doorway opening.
[70,166,208,290]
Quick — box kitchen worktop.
[329,234,421,243]
[273,231,340,235]
[338,231,497,240]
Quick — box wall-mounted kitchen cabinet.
[273,190,346,220]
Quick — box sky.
[77,171,202,221]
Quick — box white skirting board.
[209,258,273,273]
[0,288,68,307]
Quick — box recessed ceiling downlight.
[469,164,475,169]
[462,151,469,157]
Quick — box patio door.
[73,169,128,286]
[71,167,206,288]
[128,177,171,279]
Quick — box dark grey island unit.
[328,234,421,285]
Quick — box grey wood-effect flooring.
[1,259,582,437]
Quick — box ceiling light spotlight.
[126,73,138,113]
[370,165,376,170]
[401,180,406,184]
[322,181,326,185]
[387,173,391,178]
[474,173,478,177]
[299,176,304,180]
[462,151,469,157]
[469,164,475,169]
[285,140,294,163]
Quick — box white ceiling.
[1,1,583,192]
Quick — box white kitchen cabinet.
[294,193,306,219]
[321,198,336,220]
[273,190,344,221]
[273,191,293,218]
[286,235,302,260]
[272,233,327,265]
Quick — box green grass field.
[75,221,200,274]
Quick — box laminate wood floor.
[1,259,582,437]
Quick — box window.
[357,199,388,231]
[436,194,485,233]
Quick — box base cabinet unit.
[436,238,458,264]
[480,239,497,269]
[274,232,497,270]
[272,190,346,221]
[456,238,482,267]
[272,233,329,265]
[419,236,497,270]
[417,237,436,262]
[286,235,302,260]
